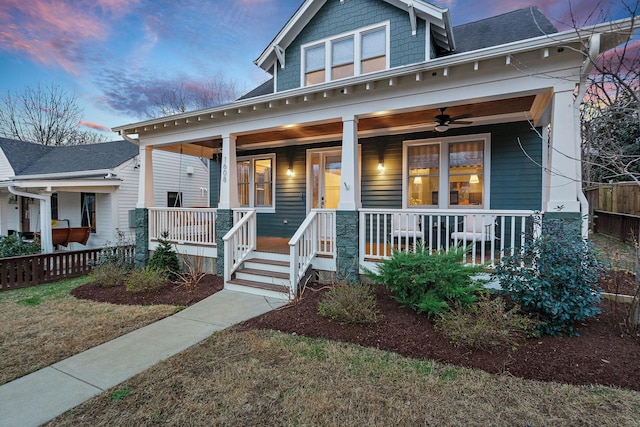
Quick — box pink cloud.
[0,0,135,74]
[79,120,112,133]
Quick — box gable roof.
[0,138,139,178]
[453,7,558,53]
[254,0,454,72]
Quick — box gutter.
[11,169,117,181]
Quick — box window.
[168,192,182,207]
[81,192,96,233]
[237,154,275,211]
[404,135,489,208]
[302,23,388,86]
[361,28,386,74]
[51,193,58,220]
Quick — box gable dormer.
[255,0,454,92]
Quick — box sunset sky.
[0,0,634,139]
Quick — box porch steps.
[225,251,292,299]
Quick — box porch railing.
[148,207,217,245]
[359,209,540,269]
[222,209,257,282]
[289,209,336,297]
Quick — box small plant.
[174,250,206,292]
[496,216,603,336]
[435,294,538,353]
[95,230,135,271]
[365,243,485,318]
[124,267,167,293]
[148,232,181,279]
[90,263,127,288]
[318,281,381,324]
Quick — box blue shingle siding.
[278,0,427,91]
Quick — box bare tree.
[147,74,240,118]
[0,83,108,146]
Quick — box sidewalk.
[0,289,288,427]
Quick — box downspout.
[8,186,53,253]
[575,33,601,239]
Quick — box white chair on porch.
[450,214,497,244]
[392,213,423,247]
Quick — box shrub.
[90,263,127,288]
[495,217,603,336]
[148,232,180,279]
[364,243,485,318]
[435,294,537,352]
[0,234,40,258]
[95,230,134,271]
[125,267,167,293]
[318,281,381,324]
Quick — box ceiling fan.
[432,107,473,132]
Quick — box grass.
[47,329,640,427]
[0,276,178,385]
[591,232,637,272]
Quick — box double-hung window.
[302,23,388,87]
[404,134,490,208]
[81,192,96,233]
[237,154,275,211]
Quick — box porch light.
[414,176,422,185]
[287,167,294,177]
[469,174,480,184]
[377,161,384,172]
[434,123,448,132]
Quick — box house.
[0,138,210,252]
[112,0,635,299]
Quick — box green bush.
[495,217,603,336]
[90,263,127,288]
[0,234,40,258]
[435,294,537,352]
[125,267,167,293]
[148,232,180,279]
[318,282,381,324]
[94,230,134,271]
[365,243,485,318]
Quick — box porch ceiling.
[235,94,541,148]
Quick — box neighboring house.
[112,0,636,299]
[0,138,210,252]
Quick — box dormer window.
[302,23,389,87]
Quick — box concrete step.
[225,278,291,299]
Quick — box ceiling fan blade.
[450,113,472,121]
[451,120,473,125]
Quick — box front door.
[308,149,341,211]
[20,197,30,232]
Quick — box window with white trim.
[302,23,388,87]
[237,154,275,211]
[404,135,489,208]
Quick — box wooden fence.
[593,210,640,243]
[585,182,640,216]
[0,246,135,291]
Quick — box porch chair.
[450,214,497,244]
[391,213,423,247]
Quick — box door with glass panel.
[309,150,341,211]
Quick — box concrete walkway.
[0,289,288,427]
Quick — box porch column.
[136,145,154,209]
[546,89,581,213]
[38,192,52,253]
[216,134,239,275]
[338,117,360,210]
[135,145,153,267]
[336,117,360,282]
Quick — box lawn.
[47,329,640,427]
[0,276,178,385]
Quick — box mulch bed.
[73,271,640,391]
[71,274,223,306]
[239,273,640,391]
